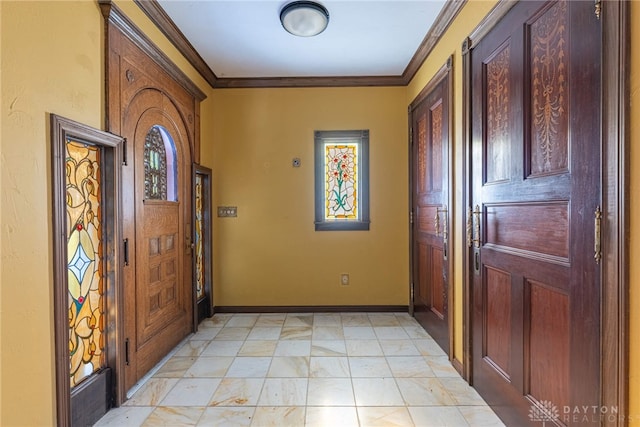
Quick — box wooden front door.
[105,19,202,394]
[469,0,601,424]
[411,61,451,355]
[123,91,193,389]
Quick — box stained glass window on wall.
[314,130,370,231]
[195,173,205,301]
[65,138,105,387]
[324,143,358,220]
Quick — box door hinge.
[122,137,128,166]
[594,206,602,264]
[123,238,129,266]
[124,338,130,366]
[594,0,601,19]
[410,211,414,224]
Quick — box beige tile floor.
[95,312,505,426]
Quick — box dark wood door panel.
[411,62,451,356]
[470,0,601,424]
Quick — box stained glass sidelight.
[324,143,358,220]
[194,173,205,301]
[144,126,168,200]
[65,139,105,387]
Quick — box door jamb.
[460,0,629,422]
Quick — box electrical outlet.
[340,273,349,286]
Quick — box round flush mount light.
[280,1,330,37]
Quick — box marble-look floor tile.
[348,356,392,378]
[226,357,272,378]
[250,406,306,426]
[225,315,259,327]
[94,406,154,427]
[414,339,448,357]
[373,326,410,340]
[403,325,432,339]
[379,339,421,356]
[124,378,179,406]
[312,326,344,340]
[274,340,311,356]
[267,356,309,377]
[254,314,286,327]
[409,406,470,426]
[311,340,347,356]
[197,406,255,426]
[394,313,420,327]
[176,340,209,357]
[309,357,350,378]
[343,326,377,339]
[202,340,244,357]
[238,340,277,356]
[184,356,234,378]
[190,328,221,341]
[396,377,456,406]
[279,326,313,340]
[307,378,355,406]
[205,314,233,327]
[209,378,264,406]
[306,406,359,427]
[142,406,204,426]
[368,313,401,326]
[386,356,436,378]
[313,313,342,326]
[439,377,487,405]
[358,406,414,427]
[154,357,197,378]
[341,313,372,326]
[426,356,461,377]
[458,406,506,426]
[345,340,384,356]
[214,327,252,340]
[257,378,308,406]
[283,314,313,327]
[160,378,221,406]
[247,327,282,340]
[352,378,404,406]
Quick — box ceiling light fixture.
[280,1,330,37]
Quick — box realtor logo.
[529,400,560,426]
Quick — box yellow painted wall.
[210,87,408,306]
[0,1,213,425]
[406,0,498,367]
[629,1,639,422]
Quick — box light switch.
[217,206,237,217]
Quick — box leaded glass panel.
[65,139,105,387]
[144,127,168,200]
[195,173,205,301]
[324,143,359,220]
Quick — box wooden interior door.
[411,62,451,355]
[469,1,601,424]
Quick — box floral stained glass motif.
[144,126,168,200]
[194,174,205,301]
[324,143,358,220]
[65,139,105,387]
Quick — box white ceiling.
[157,0,447,79]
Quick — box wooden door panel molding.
[484,266,511,380]
[484,202,569,259]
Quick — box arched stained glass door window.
[144,125,177,201]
